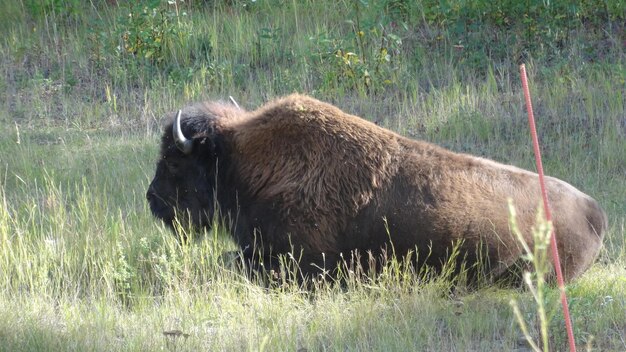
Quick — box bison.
[146,94,607,283]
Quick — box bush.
[312,0,404,96]
[117,0,189,66]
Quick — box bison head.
[146,108,224,236]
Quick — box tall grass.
[0,1,624,351]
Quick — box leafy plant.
[313,0,404,95]
[414,0,625,63]
[252,26,286,68]
[508,200,557,352]
[117,0,189,65]
[23,0,82,20]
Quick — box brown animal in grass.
[146,94,607,283]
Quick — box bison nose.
[146,184,159,203]
[146,185,172,219]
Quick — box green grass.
[0,1,625,351]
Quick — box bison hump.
[230,94,400,236]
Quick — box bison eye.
[165,161,181,175]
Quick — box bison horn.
[173,110,193,155]
[229,96,240,109]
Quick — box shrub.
[117,0,188,65]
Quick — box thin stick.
[520,64,577,352]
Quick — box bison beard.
[146,94,607,284]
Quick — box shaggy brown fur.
[147,94,607,283]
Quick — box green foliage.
[508,202,554,352]
[116,0,190,65]
[415,0,625,61]
[23,0,82,19]
[417,0,625,30]
[312,0,405,96]
[252,26,285,67]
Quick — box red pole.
[519,64,577,352]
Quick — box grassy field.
[0,1,625,351]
